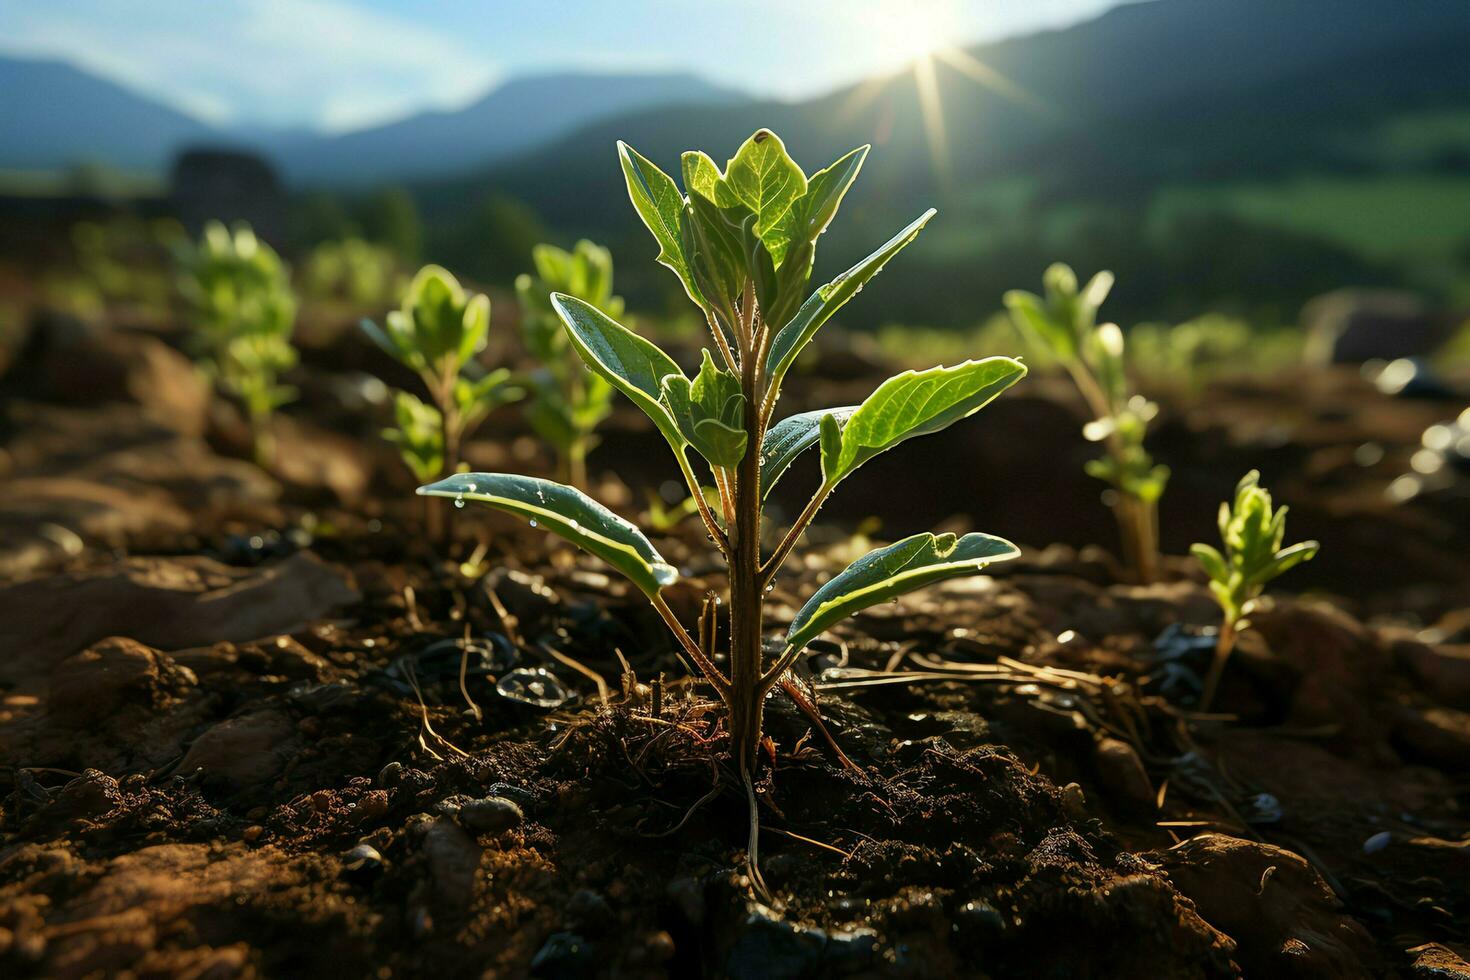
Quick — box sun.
[880,4,953,65]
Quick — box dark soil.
[1,313,1467,978]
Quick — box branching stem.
[652,592,730,696]
[760,479,834,585]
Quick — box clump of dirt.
[1,318,1467,977]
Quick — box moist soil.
[0,315,1467,978]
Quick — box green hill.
[416,0,1470,326]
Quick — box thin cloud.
[0,0,498,131]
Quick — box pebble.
[437,794,525,834]
[530,931,594,977]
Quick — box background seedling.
[515,240,619,487]
[363,265,520,541]
[176,220,298,466]
[1005,264,1169,583]
[420,130,1027,891]
[1191,470,1319,711]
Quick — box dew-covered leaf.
[552,293,688,452]
[786,532,1020,651]
[713,130,807,267]
[822,357,1027,484]
[759,407,856,499]
[618,141,700,306]
[660,349,747,468]
[418,472,677,597]
[765,209,935,390]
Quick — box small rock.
[458,796,524,835]
[724,903,827,980]
[566,889,614,934]
[530,931,594,979]
[178,709,301,790]
[1092,736,1155,813]
[343,843,383,872]
[1155,832,1378,977]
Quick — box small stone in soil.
[530,932,594,978]
[437,794,524,834]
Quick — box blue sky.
[0,0,1117,132]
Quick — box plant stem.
[652,592,729,695]
[760,480,833,585]
[1197,617,1237,713]
[675,450,728,553]
[568,436,588,490]
[1064,360,1159,585]
[727,340,766,779]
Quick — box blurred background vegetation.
[0,0,1466,364]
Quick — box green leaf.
[618,141,700,306]
[760,145,870,330]
[822,357,1027,485]
[385,390,444,484]
[681,150,723,200]
[786,532,1020,651]
[760,407,856,499]
[552,293,688,453]
[1003,288,1077,361]
[714,130,807,268]
[1249,540,1319,587]
[1190,543,1228,584]
[660,350,746,468]
[775,144,868,255]
[418,472,677,597]
[454,368,522,430]
[364,264,487,378]
[682,190,746,325]
[765,209,936,391]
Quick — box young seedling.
[515,240,619,487]
[419,130,1027,889]
[1191,470,1319,712]
[363,265,519,541]
[176,221,298,466]
[1005,265,1168,583]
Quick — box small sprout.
[1005,265,1168,582]
[515,240,621,487]
[302,237,401,307]
[363,265,520,540]
[1191,470,1319,711]
[417,131,1028,893]
[176,220,298,466]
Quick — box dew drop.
[454,497,465,509]
[529,519,539,528]
[765,584,775,593]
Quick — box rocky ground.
[0,314,1467,978]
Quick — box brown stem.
[652,592,730,695]
[727,310,767,779]
[568,437,588,489]
[760,480,833,585]
[1197,617,1237,713]
[676,451,728,553]
[1066,360,1159,585]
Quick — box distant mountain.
[269,72,745,186]
[0,59,742,185]
[0,55,216,172]
[417,0,1470,323]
